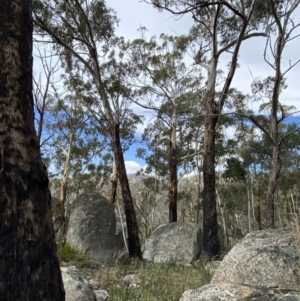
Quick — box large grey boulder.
[180,229,300,301]
[66,193,116,263]
[61,266,95,301]
[180,283,300,301]
[143,222,202,264]
[212,229,300,291]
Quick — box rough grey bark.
[0,0,65,299]
[266,145,281,228]
[202,112,220,258]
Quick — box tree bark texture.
[168,143,178,223]
[110,156,118,208]
[265,0,284,228]
[112,124,142,259]
[266,145,281,228]
[202,113,221,259]
[0,0,65,300]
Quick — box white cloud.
[125,161,143,175]
[109,0,192,41]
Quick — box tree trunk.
[110,156,118,207]
[265,3,283,228]
[250,184,257,230]
[248,186,252,232]
[0,0,65,299]
[112,124,142,259]
[59,134,73,245]
[59,134,73,204]
[216,188,228,246]
[255,195,262,230]
[266,145,281,228]
[202,114,221,259]
[168,143,178,223]
[37,109,44,146]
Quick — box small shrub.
[58,244,89,263]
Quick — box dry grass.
[77,258,210,301]
[59,244,212,300]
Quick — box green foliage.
[58,244,89,263]
[223,158,247,182]
[218,182,248,213]
[131,33,206,182]
[142,177,161,193]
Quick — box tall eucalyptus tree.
[130,33,204,222]
[0,0,65,298]
[250,0,300,228]
[143,0,268,258]
[34,0,142,258]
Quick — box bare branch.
[281,127,300,142]
[218,32,267,56]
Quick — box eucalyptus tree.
[244,0,300,228]
[33,0,143,258]
[234,118,300,228]
[84,51,143,207]
[0,0,65,298]
[52,86,103,194]
[138,107,204,223]
[143,0,269,258]
[130,33,205,222]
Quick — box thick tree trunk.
[266,145,281,228]
[202,114,221,259]
[0,0,65,299]
[168,143,178,223]
[112,124,142,259]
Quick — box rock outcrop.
[180,229,300,301]
[66,193,116,263]
[61,266,95,301]
[180,282,300,301]
[212,229,300,290]
[143,222,202,264]
[94,290,109,301]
